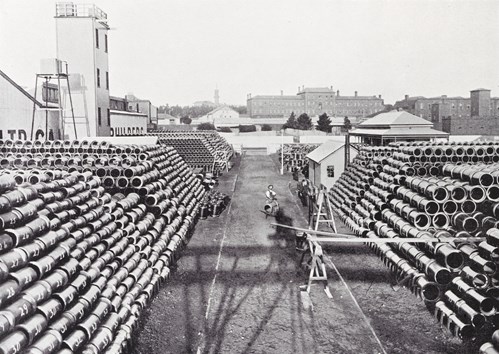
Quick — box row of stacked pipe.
[277,144,318,172]
[148,131,233,175]
[0,139,206,353]
[328,141,499,353]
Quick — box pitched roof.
[207,105,238,115]
[359,111,433,127]
[336,95,381,100]
[351,127,448,138]
[157,113,177,120]
[306,139,345,163]
[0,69,44,107]
[249,95,300,100]
[299,87,334,93]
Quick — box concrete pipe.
[445,289,486,329]
[480,342,499,354]
[432,213,450,229]
[452,212,479,234]
[460,266,490,290]
[452,278,496,316]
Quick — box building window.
[98,107,102,126]
[105,34,108,53]
[106,71,109,90]
[327,166,335,177]
[107,108,110,126]
[96,29,99,48]
[97,68,100,87]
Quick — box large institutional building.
[394,90,499,122]
[246,87,384,118]
[395,89,499,135]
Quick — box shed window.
[327,166,335,177]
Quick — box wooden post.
[344,132,350,169]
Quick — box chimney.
[378,95,381,99]
[330,85,333,90]
[302,85,305,91]
[336,90,340,97]
[281,90,283,96]
[214,88,220,106]
[355,91,358,97]
[405,94,409,101]
[298,86,300,93]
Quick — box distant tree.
[296,113,313,130]
[239,125,257,133]
[344,116,352,131]
[198,122,216,130]
[187,105,213,118]
[261,124,272,131]
[169,105,183,117]
[317,113,332,133]
[218,127,232,133]
[229,105,248,115]
[158,104,169,114]
[180,116,192,124]
[283,112,297,129]
[159,104,214,118]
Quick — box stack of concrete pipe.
[328,141,499,349]
[148,131,233,175]
[0,139,206,354]
[277,144,319,172]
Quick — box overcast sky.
[1,0,498,106]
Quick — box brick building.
[394,89,499,125]
[439,88,499,135]
[246,87,384,118]
[394,95,471,121]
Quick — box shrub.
[239,125,257,133]
[180,116,192,124]
[197,122,216,130]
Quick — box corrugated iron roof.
[351,127,449,137]
[306,139,345,163]
[359,111,433,127]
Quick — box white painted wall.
[56,17,110,137]
[110,111,147,136]
[0,75,60,140]
[208,106,239,121]
[299,135,346,144]
[220,134,294,154]
[308,146,359,190]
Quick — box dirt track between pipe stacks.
[132,154,471,354]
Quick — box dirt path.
[132,154,465,354]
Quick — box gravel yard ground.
[132,153,473,354]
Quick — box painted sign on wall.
[109,112,147,137]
